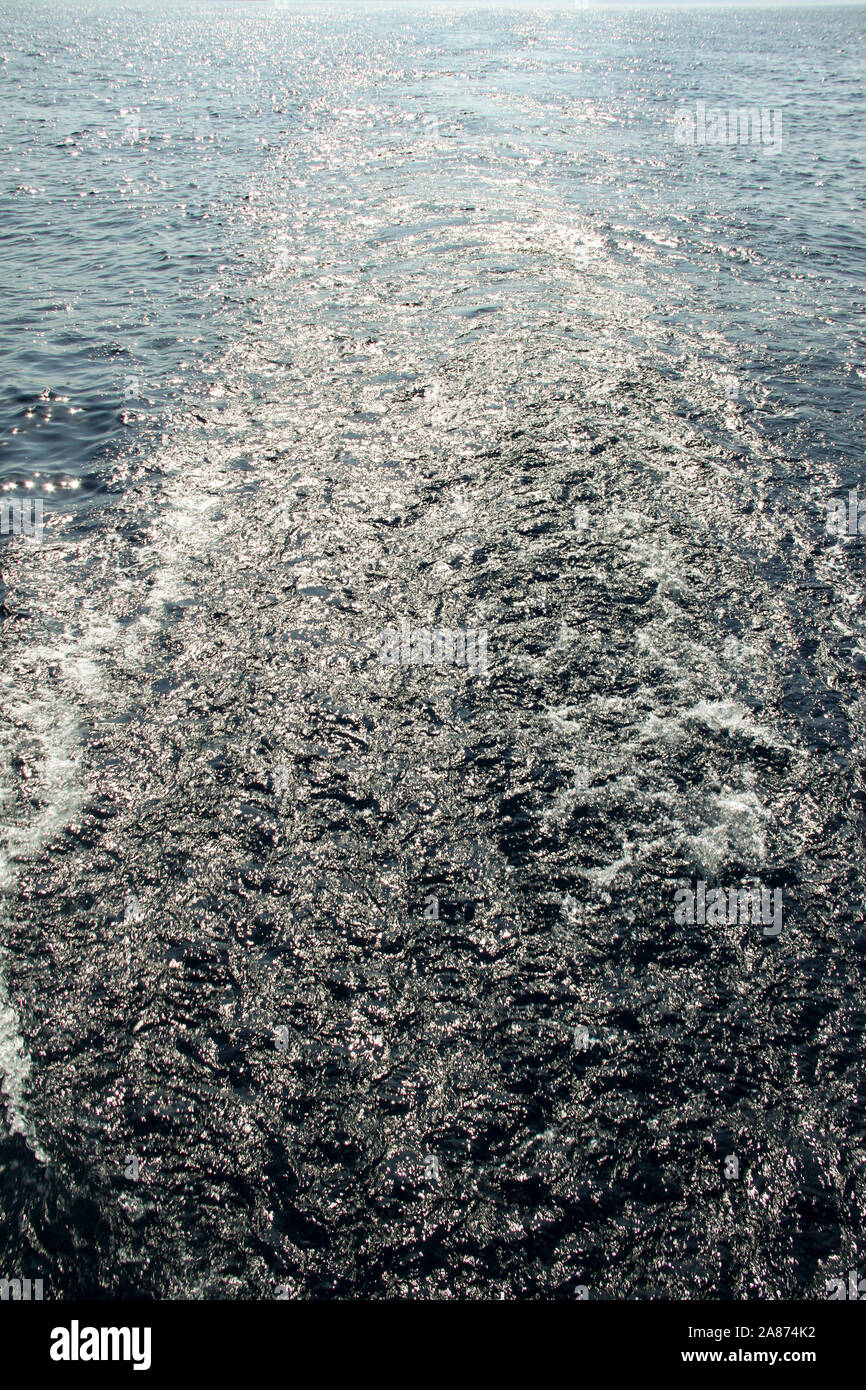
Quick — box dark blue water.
[1,1,865,1300]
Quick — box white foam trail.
[0,679,83,1162]
[0,970,45,1159]
[0,428,236,1160]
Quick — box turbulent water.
[1,0,865,1300]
